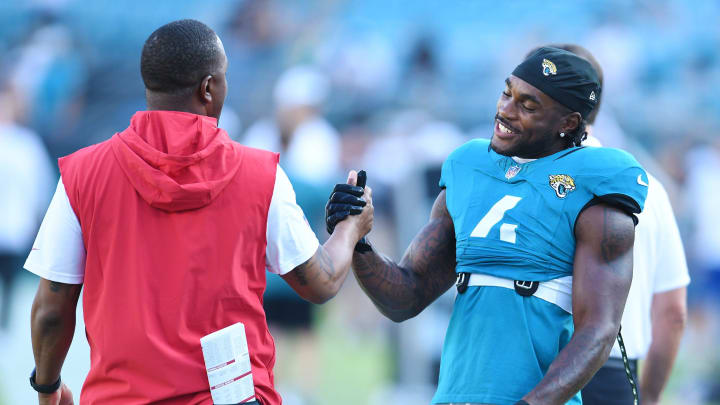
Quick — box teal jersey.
[440,138,648,282]
[432,139,648,404]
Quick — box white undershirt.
[24,164,319,284]
[0,123,55,254]
[584,137,690,359]
[610,173,690,359]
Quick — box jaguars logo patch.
[542,58,557,76]
[549,174,576,198]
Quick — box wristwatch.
[29,368,61,394]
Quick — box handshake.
[325,170,374,252]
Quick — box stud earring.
[559,132,566,138]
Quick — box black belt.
[456,272,540,297]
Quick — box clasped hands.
[325,170,373,251]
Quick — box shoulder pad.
[557,147,637,172]
[568,147,649,214]
[440,139,490,189]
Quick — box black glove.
[325,170,372,253]
[325,183,366,234]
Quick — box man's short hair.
[140,19,222,94]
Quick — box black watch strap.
[30,368,61,394]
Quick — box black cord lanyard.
[616,328,639,405]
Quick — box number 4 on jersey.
[470,195,522,243]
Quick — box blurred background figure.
[682,140,720,402]
[684,141,720,308]
[6,13,87,157]
[2,1,720,404]
[223,0,290,122]
[0,87,54,332]
[243,65,341,405]
[244,64,341,188]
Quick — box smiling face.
[491,75,578,159]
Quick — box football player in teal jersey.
[326,47,648,405]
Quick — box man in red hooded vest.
[26,19,372,405]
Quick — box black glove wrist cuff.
[355,237,372,253]
[30,368,61,394]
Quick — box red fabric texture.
[59,110,281,405]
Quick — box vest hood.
[111,110,243,212]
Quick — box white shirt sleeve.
[650,177,691,293]
[24,178,86,284]
[265,165,320,275]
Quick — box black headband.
[512,47,600,119]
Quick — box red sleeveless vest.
[59,111,281,404]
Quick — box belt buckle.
[456,272,470,294]
[514,280,539,297]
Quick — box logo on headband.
[542,59,557,76]
[589,91,596,101]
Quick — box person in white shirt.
[547,44,690,405]
[243,65,342,187]
[0,89,54,331]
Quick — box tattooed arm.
[31,279,82,403]
[352,190,457,322]
[523,203,635,405]
[282,173,374,304]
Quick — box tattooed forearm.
[291,266,309,285]
[283,243,349,304]
[293,246,337,287]
[318,248,335,280]
[352,191,456,322]
[353,251,420,319]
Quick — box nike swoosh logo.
[637,174,649,187]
